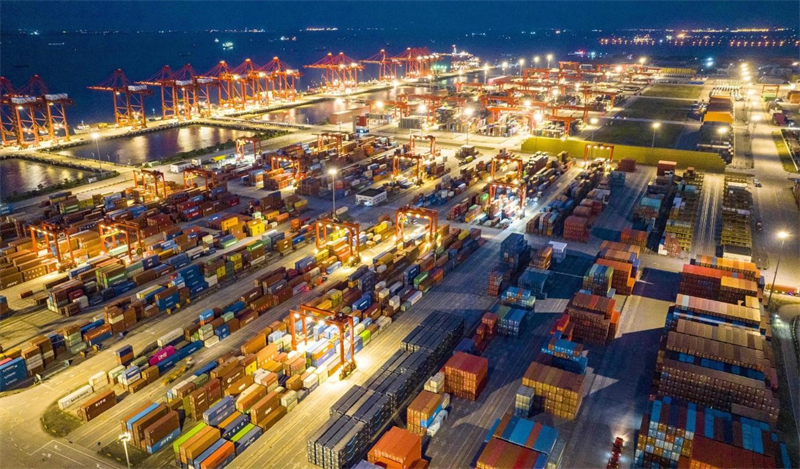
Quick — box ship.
[74,121,90,135]
[222,41,234,50]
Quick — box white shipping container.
[158,328,184,348]
[206,275,218,287]
[203,336,220,348]
[377,288,390,301]
[315,365,328,385]
[88,371,109,389]
[108,314,125,325]
[108,365,125,382]
[280,391,298,407]
[303,374,318,389]
[389,295,401,308]
[58,384,94,409]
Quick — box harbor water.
[0,159,88,202]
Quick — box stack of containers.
[514,385,535,418]
[563,215,590,242]
[520,354,585,420]
[581,264,614,297]
[620,228,648,247]
[594,258,635,295]
[496,306,528,336]
[485,413,559,462]
[617,159,636,172]
[443,352,488,401]
[540,332,588,375]
[406,390,446,436]
[566,292,620,345]
[517,267,551,299]
[366,427,423,469]
[530,246,552,270]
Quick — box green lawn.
[643,84,704,100]
[619,98,694,122]
[772,131,799,173]
[592,121,685,148]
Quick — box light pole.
[651,122,660,151]
[767,231,789,310]
[92,132,102,171]
[546,54,553,69]
[119,433,132,469]
[590,117,599,142]
[328,168,338,219]
[518,58,525,77]
[483,64,489,84]
[464,108,473,144]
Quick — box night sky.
[2,1,799,33]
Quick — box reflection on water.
[59,125,252,164]
[1,159,88,201]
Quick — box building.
[355,188,388,206]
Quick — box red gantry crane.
[231,58,264,107]
[235,136,262,162]
[316,132,345,156]
[201,61,243,110]
[583,143,615,163]
[133,169,167,198]
[361,49,398,82]
[88,69,153,128]
[260,57,301,101]
[183,168,217,190]
[488,180,527,219]
[290,305,357,379]
[392,153,429,185]
[315,218,361,257]
[393,47,441,79]
[30,223,76,269]
[305,52,363,90]
[138,65,180,120]
[490,151,523,180]
[0,77,20,146]
[98,221,146,261]
[396,206,438,248]
[409,133,437,156]
[172,64,217,118]
[12,75,74,147]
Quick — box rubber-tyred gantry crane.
[316,132,345,156]
[583,143,615,163]
[488,181,527,219]
[133,169,167,198]
[305,52,363,90]
[88,69,153,128]
[30,223,76,269]
[396,206,438,247]
[361,49,398,82]
[490,151,524,181]
[392,153,428,185]
[393,47,441,79]
[183,168,217,190]
[98,221,146,261]
[315,218,360,263]
[270,154,302,181]
[235,136,262,162]
[11,75,74,147]
[290,305,357,379]
[409,133,436,156]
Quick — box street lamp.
[651,122,661,149]
[546,54,553,69]
[767,231,790,310]
[501,61,508,73]
[91,132,102,171]
[518,58,525,76]
[464,108,474,145]
[119,433,132,469]
[590,117,599,141]
[483,64,489,84]
[533,56,540,66]
[328,168,338,219]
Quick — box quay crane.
[393,47,442,80]
[138,66,180,120]
[305,52,363,90]
[88,69,153,128]
[361,49,398,82]
[6,75,74,148]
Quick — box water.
[57,125,252,164]
[0,159,88,202]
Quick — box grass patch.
[643,84,703,100]
[40,401,83,438]
[619,98,694,122]
[99,438,152,468]
[592,121,685,148]
[772,131,799,173]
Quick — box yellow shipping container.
[265,211,280,222]
[703,111,733,125]
[458,230,469,240]
[244,360,258,375]
[221,217,239,231]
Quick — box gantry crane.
[392,153,428,185]
[172,64,217,118]
[235,136,262,162]
[305,52,363,90]
[583,143,615,163]
[374,99,411,119]
[98,221,146,260]
[11,75,74,147]
[88,69,153,128]
[361,49,398,82]
[317,132,345,156]
[231,58,264,107]
[201,61,244,110]
[183,168,216,190]
[490,152,524,180]
[396,206,438,248]
[260,57,300,101]
[315,218,360,263]
[393,47,441,79]
[0,77,20,146]
[133,169,167,198]
[409,133,436,156]
[289,305,357,379]
[488,181,527,219]
[138,65,180,120]
[270,154,302,181]
[30,223,76,269]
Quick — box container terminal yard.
[2,16,800,469]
